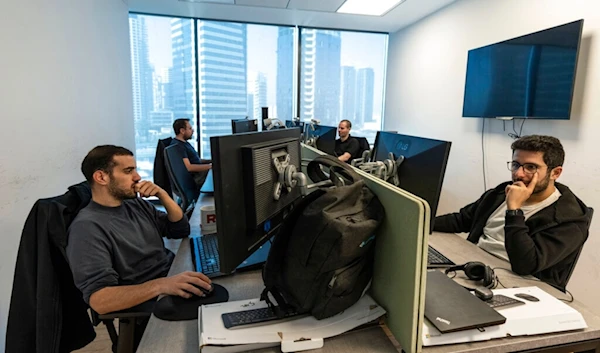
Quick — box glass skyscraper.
[300,29,341,127]
[356,68,375,125]
[197,21,247,158]
[170,18,196,128]
[276,27,295,122]
[129,14,154,137]
[340,66,357,122]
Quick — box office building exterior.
[300,29,341,127]
[276,27,295,122]
[340,66,357,123]
[197,21,247,158]
[356,68,375,125]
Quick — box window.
[129,13,388,178]
[300,29,388,143]
[129,14,196,181]
[197,21,296,159]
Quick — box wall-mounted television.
[462,19,584,119]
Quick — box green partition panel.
[301,144,430,353]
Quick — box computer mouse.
[474,287,494,301]
[187,283,213,297]
[197,283,214,297]
[514,293,539,302]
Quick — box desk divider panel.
[301,144,430,353]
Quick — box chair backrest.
[353,136,371,159]
[563,207,594,289]
[153,137,173,196]
[164,144,199,212]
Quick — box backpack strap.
[260,287,293,318]
[307,155,362,186]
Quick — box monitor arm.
[352,152,404,186]
[272,150,333,201]
[303,119,322,146]
[350,149,373,168]
[263,118,285,130]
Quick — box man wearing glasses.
[434,135,591,290]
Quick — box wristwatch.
[506,209,524,217]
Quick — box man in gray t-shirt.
[67,145,211,316]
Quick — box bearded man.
[67,145,211,317]
[434,135,591,290]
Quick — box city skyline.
[144,17,386,120]
[130,14,387,181]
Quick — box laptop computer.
[424,270,506,333]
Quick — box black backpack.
[261,155,385,319]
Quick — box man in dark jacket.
[434,135,591,291]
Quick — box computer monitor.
[305,124,337,156]
[210,129,303,273]
[371,131,451,232]
[231,118,258,134]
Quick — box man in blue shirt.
[170,119,212,187]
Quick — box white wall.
[0,0,133,349]
[385,0,600,313]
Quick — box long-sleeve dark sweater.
[66,198,190,304]
[434,182,592,291]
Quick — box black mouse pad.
[153,283,229,321]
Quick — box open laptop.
[425,270,506,333]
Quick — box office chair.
[153,137,173,197]
[353,136,371,160]
[6,181,152,353]
[164,144,200,218]
[561,207,594,291]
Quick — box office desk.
[425,232,600,353]
[140,196,600,353]
[137,196,399,353]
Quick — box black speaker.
[444,261,495,289]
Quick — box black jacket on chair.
[6,182,96,353]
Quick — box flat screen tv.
[462,20,583,119]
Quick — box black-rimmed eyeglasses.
[507,161,540,175]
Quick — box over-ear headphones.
[444,261,496,289]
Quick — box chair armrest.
[93,298,157,321]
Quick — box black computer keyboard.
[221,307,302,329]
[190,236,220,277]
[486,294,525,309]
[427,246,455,267]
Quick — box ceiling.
[126,0,457,33]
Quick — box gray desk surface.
[139,198,600,353]
[138,195,399,353]
[424,233,600,353]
